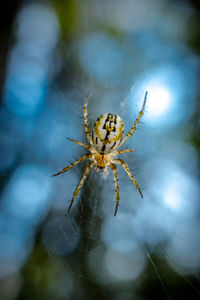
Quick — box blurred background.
[0,0,200,299]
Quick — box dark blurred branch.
[0,0,23,102]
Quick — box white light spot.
[164,183,183,210]
[146,85,173,120]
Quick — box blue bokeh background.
[0,1,200,299]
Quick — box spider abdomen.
[92,113,124,154]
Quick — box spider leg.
[120,91,148,147]
[83,92,93,145]
[114,149,135,156]
[52,154,92,176]
[113,158,143,198]
[68,160,94,213]
[67,137,95,152]
[109,163,120,216]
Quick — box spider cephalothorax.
[53,92,147,216]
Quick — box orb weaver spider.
[53,91,148,216]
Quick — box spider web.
[26,2,200,298]
[39,90,200,300]
[1,1,200,299]
[36,37,200,296]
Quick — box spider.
[53,91,148,216]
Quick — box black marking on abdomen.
[101,144,106,152]
[96,137,98,144]
[105,130,110,140]
[110,141,116,149]
[103,113,112,129]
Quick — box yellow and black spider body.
[92,113,124,154]
[53,92,147,216]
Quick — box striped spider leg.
[53,91,147,216]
